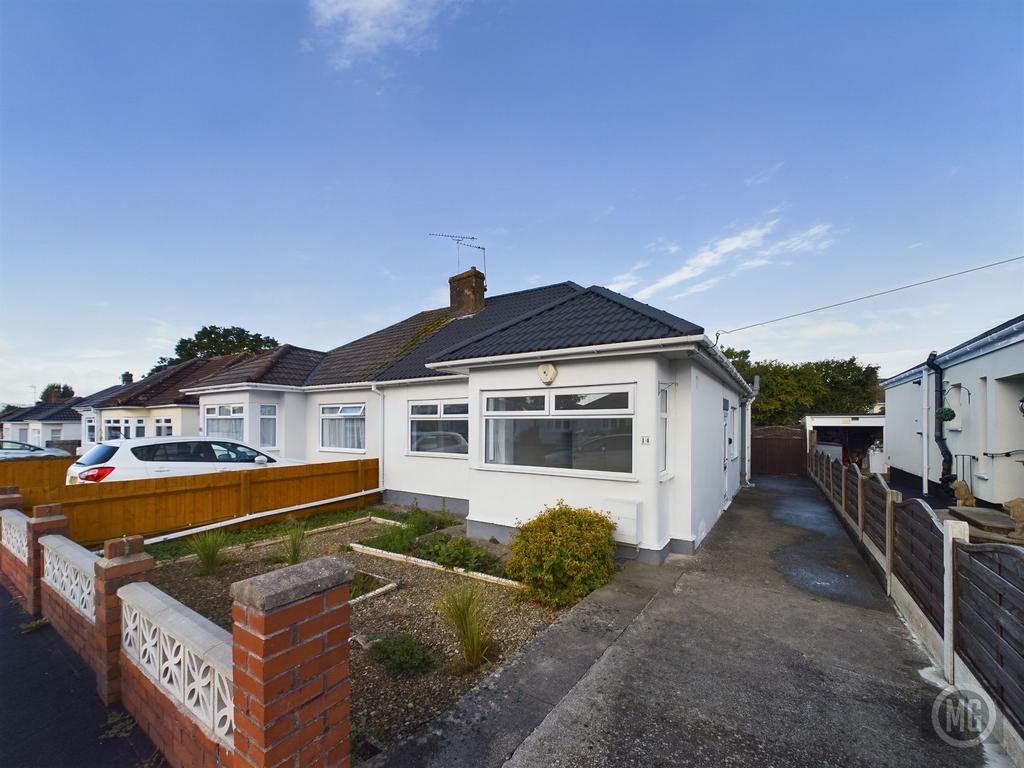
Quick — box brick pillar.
[24,504,69,616]
[0,486,23,510]
[230,557,354,768]
[94,535,154,705]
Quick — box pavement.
[376,474,998,768]
[0,581,157,768]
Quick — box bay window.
[205,405,244,441]
[483,387,634,475]
[409,399,469,455]
[320,404,365,451]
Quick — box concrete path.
[379,475,995,768]
[0,582,157,768]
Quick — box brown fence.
[830,460,843,508]
[2,458,379,546]
[954,543,1024,735]
[0,456,78,508]
[862,475,888,550]
[892,498,944,632]
[844,464,861,526]
[751,435,806,476]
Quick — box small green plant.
[370,634,435,677]
[19,617,49,634]
[99,711,136,740]
[189,529,229,575]
[351,571,384,599]
[506,500,616,607]
[361,525,417,553]
[437,585,493,669]
[404,508,448,536]
[421,535,499,574]
[284,525,305,565]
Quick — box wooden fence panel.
[954,543,1024,736]
[0,457,378,545]
[0,456,78,507]
[830,460,843,508]
[863,476,887,550]
[844,465,861,524]
[751,436,805,476]
[892,499,944,632]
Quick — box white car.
[66,437,300,484]
[0,440,72,460]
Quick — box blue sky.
[1,0,1021,403]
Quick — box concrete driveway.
[378,475,996,768]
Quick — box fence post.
[884,490,901,596]
[857,475,865,542]
[943,519,970,683]
[839,465,847,513]
[239,471,252,518]
[24,504,69,616]
[231,556,354,768]
[94,535,155,705]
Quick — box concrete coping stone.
[0,508,28,528]
[118,582,232,673]
[230,555,355,612]
[39,534,99,571]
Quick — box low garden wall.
[807,450,1024,764]
[0,493,355,768]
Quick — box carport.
[802,413,885,467]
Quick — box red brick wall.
[41,582,99,675]
[0,546,32,611]
[121,656,236,768]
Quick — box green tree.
[40,383,75,403]
[722,348,879,426]
[148,325,278,375]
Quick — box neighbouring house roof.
[193,345,327,389]
[883,312,1024,388]
[430,286,704,362]
[90,355,250,408]
[75,382,137,409]
[0,399,84,423]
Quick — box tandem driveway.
[381,475,997,768]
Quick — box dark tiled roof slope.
[375,282,583,381]
[1,399,84,423]
[95,355,249,407]
[195,345,327,388]
[431,286,704,362]
[76,382,135,409]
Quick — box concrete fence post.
[943,519,970,683]
[94,535,155,705]
[230,556,354,768]
[24,504,69,616]
[884,490,901,596]
[840,465,847,514]
[857,475,865,542]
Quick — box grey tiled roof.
[0,400,84,423]
[430,286,704,362]
[92,355,250,407]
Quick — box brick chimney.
[449,267,486,315]
[121,372,133,385]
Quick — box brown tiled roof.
[94,355,249,407]
[191,345,326,388]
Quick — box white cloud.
[634,221,778,300]
[673,276,722,299]
[380,266,398,281]
[309,0,459,69]
[645,237,681,256]
[737,257,771,271]
[606,260,649,293]
[907,242,924,250]
[759,223,834,257]
[593,205,615,222]
[744,162,784,187]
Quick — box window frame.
[204,404,245,441]
[258,404,278,449]
[319,402,366,453]
[407,398,470,459]
[479,384,637,481]
[154,417,173,437]
[658,384,671,477]
[85,418,96,443]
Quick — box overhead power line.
[717,254,1023,338]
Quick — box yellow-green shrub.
[506,500,616,607]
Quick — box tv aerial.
[429,233,487,279]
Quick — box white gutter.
[182,374,469,396]
[371,383,385,489]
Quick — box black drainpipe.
[925,351,955,487]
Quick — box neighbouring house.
[0,399,84,447]
[75,357,248,452]
[183,268,753,562]
[801,413,885,464]
[883,313,1024,506]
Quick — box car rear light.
[79,466,115,482]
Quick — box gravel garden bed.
[144,511,563,762]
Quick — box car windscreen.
[76,445,118,466]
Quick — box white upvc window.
[50,427,62,442]
[408,399,469,456]
[205,404,244,441]
[103,419,125,440]
[85,418,96,443]
[134,418,145,438]
[658,385,669,473]
[155,417,173,437]
[17,427,28,442]
[320,404,365,451]
[482,385,635,477]
[259,404,277,448]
